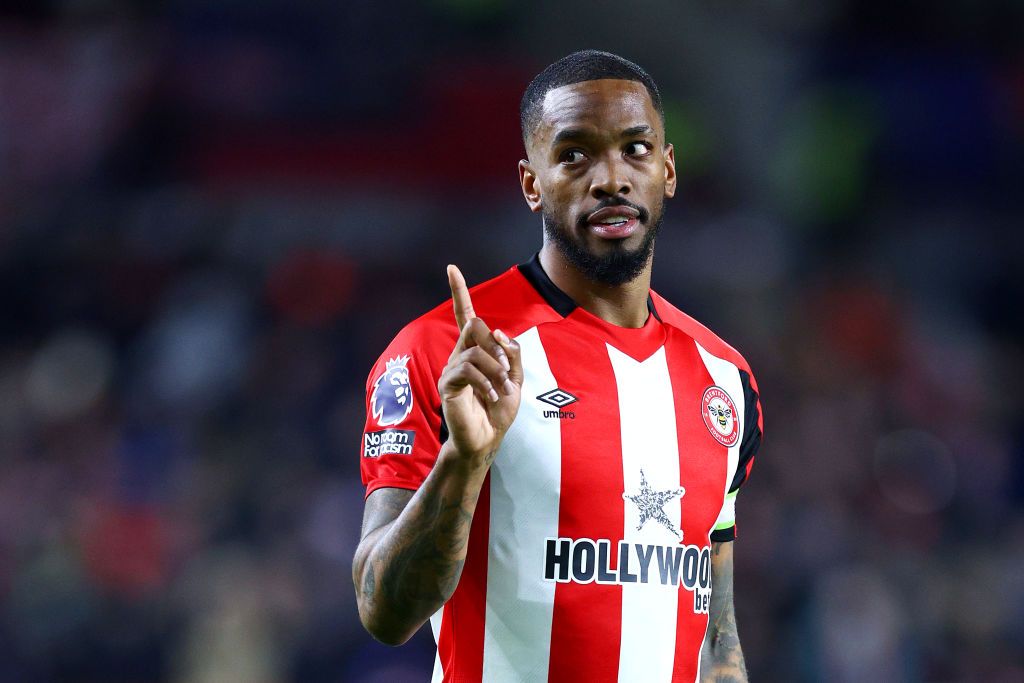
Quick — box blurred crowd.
[1,1,1022,681]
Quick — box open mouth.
[586,205,641,239]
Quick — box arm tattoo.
[701,542,748,683]
[361,560,376,607]
[376,486,474,610]
[353,461,483,643]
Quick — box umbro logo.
[537,388,578,408]
[537,388,577,419]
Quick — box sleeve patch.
[369,355,414,426]
[363,429,416,458]
[360,339,444,494]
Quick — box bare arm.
[700,541,748,683]
[352,441,488,645]
[352,265,523,645]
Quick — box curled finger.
[443,359,500,404]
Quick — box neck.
[539,244,652,328]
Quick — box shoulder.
[396,264,546,343]
[650,290,753,374]
[370,264,555,382]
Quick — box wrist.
[437,440,495,480]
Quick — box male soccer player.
[353,50,762,682]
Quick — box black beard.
[542,200,662,287]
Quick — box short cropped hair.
[520,49,664,144]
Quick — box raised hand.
[353,268,525,645]
[438,265,523,466]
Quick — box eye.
[560,149,586,165]
[625,141,652,157]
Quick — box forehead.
[537,79,659,139]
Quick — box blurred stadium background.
[2,1,1023,681]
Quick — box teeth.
[605,216,628,225]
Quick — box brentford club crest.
[701,386,739,447]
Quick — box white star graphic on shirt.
[622,469,686,540]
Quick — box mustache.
[577,197,650,228]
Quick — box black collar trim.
[647,294,662,322]
[518,253,576,317]
[519,252,662,322]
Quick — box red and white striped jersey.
[361,255,763,683]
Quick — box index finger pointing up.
[447,264,476,330]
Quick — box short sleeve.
[359,323,450,497]
[709,367,763,542]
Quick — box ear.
[519,159,543,213]
[663,143,677,199]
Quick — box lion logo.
[371,355,413,426]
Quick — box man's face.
[520,79,676,286]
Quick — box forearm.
[354,442,489,645]
[700,541,748,682]
[700,612,747,682]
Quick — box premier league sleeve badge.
[370,355,415,427]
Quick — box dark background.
[1,1,1022,681]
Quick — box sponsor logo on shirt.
[536,388,577,420]
[623,469,686,540]
[371,355,414,426]
[543,537,712,614]
[701,385,739,447]
[363,429,415,458]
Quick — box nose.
[589,157,631,198]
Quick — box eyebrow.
[550,124,655,147]
[551,128,590,146]
[623,125,653,138]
